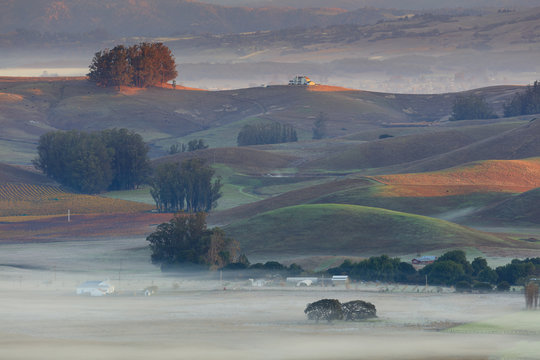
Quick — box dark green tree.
[504,81,540,117]
[237,121,297,146]
[33,129,150,193]
[312,111,328,139]
[33,130,113,193]
[101,128,151,190]
[420,260,465,286]
[150,158,222,213]
[450,95,497,121]
[146,212,242,269]
[187,139,209,152]
[150,163,185,213]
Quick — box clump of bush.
[305,299,376,323]
[450,94,497,121]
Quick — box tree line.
[328,250,540,291]
[34,130,222,214]
[147,212,242,270]
[150,158,222,213]
[237,121,297,146]
[33,128,150,193]
[451,80,540,121]
[504,80,540,117]
[88,42,177,88]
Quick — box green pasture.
[225,203,510,256]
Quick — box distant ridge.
[396,119,540,173]
[0,163,52,185]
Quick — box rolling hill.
[224,204,521,257]
[0,0,405,38]
[389,119,540,173]
[0,77,525,165]
[0,162,53,184]
[372,158,540,196]
[468,187,540,225]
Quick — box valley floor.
[0,238,539,360]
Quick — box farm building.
[288,75,316,86]
[76,280,115,296]
[332,275,349,285]
[411,256,437,265]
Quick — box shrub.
[450,95,497,121]
[342,300,377,321]
[473,282,493,293]
[304,299,343,323]
[496,281,511,292]
[455,281,472,293]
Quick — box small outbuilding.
[76,280,115,296]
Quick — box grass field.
[372,158,540,197]
[311,184,513,217]
[224,204,523,256]
[0,183,153,217]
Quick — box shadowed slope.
[469,187,540,225]
[393,119,540,173]
[153,147,298,174]
[0,163,52,184]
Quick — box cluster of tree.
[327,251,540,291]
[221,260,304,279]
[450,94,497,121]
[150,158,222,213]
[147,212,246,270]
[237,121,297,146]
[88,42,177,88]
[168,139,208,155]
[33,129,150,193]
[504,81,540,117]
[312,112,328,140]
[327,255,417,283]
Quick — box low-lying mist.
[0,238,539,359]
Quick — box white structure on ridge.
[289,75,316,86]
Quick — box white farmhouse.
[288,75,316,86]
[76,280,115,296]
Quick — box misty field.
[0,238,539,359]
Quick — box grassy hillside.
[303,129,475,172]
[153,146,298,174]
[372,158,540,196]
[0,77,523,165]
[0,163,53,184]
[0,183,153,217]
[225,204,520,256]
[391,118,540,173]
[469,187,540,225]
[208,177,373,226]
[311,185,512,218]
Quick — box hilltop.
[224,204,521,257]
[0,77,524,165]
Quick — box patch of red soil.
[307,84,357,92]
[0,212,174,243]
[155,83,207,91]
